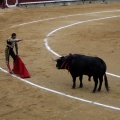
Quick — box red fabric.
[13,55,30,78]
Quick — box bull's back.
[70,54,106,76]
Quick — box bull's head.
[53,56,67,69]
[53,55,72,70]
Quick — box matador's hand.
[18,39,23,42]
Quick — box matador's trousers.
[5,47,16,65]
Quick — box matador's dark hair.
[11,33,16,37]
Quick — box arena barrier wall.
[3,0,120,8]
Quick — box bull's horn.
[52,57,58,61]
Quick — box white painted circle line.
[106,72,120,78]
[0,10,120,111]
[47,15,120,37]
[0,67,120,111]
[44,38,61,57]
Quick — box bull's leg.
[93,76,98,93]
[72,76,76,89]
[98,76,103,91]
[79,75,83,88]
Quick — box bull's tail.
[104,73,109,92]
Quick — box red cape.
[13,55,30,78]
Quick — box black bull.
[54,54,109,93]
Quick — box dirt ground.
[0,2,120,120]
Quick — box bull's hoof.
[72,86,75,89]
[92,90,96,93]
[106,87,110,92]
[97,88,101,92]
[79,85,83,88]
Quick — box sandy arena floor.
[0,2,120,120]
